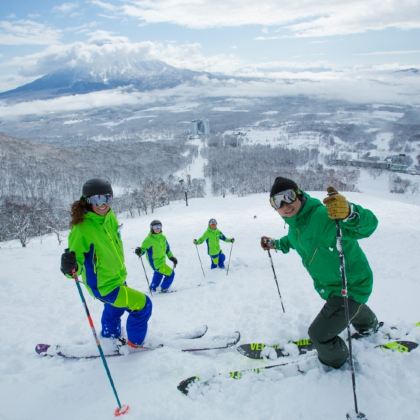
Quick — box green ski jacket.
[196,227,232,256]
[140,232,174,271]
[68,210,127,298]
[274,193,378,303]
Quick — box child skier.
[193,218,234,269]
[135,220,178,292]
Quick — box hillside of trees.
[1,130,357,246]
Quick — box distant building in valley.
[191,119,210,136]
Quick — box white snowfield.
[1,192,419,420]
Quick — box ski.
[177,355,317,396]
[237,339,313,360]
[178,339,418,396]
[181,331,240,352]
[35,328,240,360]
[237,338,417,360]
[237,321,419,360]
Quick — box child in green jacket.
[135,220,177,292]
[194,218,234,269]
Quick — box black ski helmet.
[270,177,299,198]
[82,178,113,198]
[150,220,162,231]
[208,218,217,225]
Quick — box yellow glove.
[323,187,350,220]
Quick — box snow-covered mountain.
[0,59,208,101]
[0,192,419,420]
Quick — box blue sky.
[1,1,420,103]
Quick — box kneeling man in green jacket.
[261,176,378,370]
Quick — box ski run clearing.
[1,192,419,420]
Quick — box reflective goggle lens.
[270,189,297,209]
[151,224,162,231]
[87,194,113,207]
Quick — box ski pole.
[138,254,153,295]
[327,187,366,420]
[226,241,234,276]
[194,243,206,278]
[267,249,285,313]
[71,272,129,417]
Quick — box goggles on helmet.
[151,223,162,231]
[269,189,297,210]
[87,194,113,207]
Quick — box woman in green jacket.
[60,178,152,348]
[261,176,378,369]
[135,220,178,292]
[194,218,234,269]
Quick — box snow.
[1,192,420,420]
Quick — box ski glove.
[323,187,350,220]
[60,249,78,276]
[230,238,235,243]
[169,256,178,267]
[193,239,198,245]
[260,236,275,250]
[134,247,143,257]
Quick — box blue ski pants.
[100,285,152,345]
[151,270,175,291]
[210,252,225,269]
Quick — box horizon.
[1,1,420,107]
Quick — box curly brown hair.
[70,198,91,227]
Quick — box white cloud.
[53,3,80,14]
[2,37,241,79]
[89,0,119,13]
[0,89,144,118]
[356,50,420,57]
[91,0,420,36]
[0,19,61,45]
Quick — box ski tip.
[378,340,418,353]
[114,404,130,416]
[229,331,241,346]
[346,409,367,419]
[196,324,209,338]
[35,344,50,355]
[177,376,200,395]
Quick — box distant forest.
[1,131,356,246]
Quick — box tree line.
[1,132,357,247]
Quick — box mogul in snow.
[261,176,379,370]
[60,178,152,349]
[194,218,234,269]
[135,220,177,292]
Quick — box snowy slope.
[1,192,419,420]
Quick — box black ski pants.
[308,296,378,369]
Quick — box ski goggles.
[86,193,113,207]
[151,223,162,231]
[270,189,297,210]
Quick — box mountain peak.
[0,59,200,102]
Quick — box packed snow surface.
[1,192,419,420]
